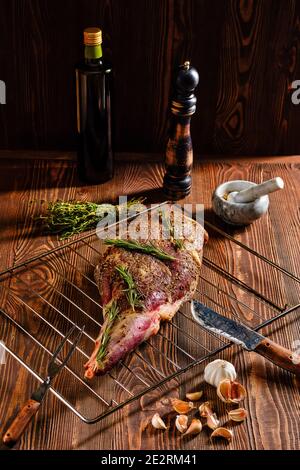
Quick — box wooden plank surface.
[0,154,300,450]
[1,0,300,155]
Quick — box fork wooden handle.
[255,338,300,376]
[3,399,41,447]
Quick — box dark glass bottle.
[76,27,113,183]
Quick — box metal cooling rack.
[1,204,300,424]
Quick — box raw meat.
[84,214,207,379]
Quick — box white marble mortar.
[212,180,269,225]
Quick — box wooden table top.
[0,152,299,450]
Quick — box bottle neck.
[84,45,103,65]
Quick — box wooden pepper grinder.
[163,61,199,200]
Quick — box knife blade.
[191,300,300,376]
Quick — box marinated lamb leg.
[84,213,207,379]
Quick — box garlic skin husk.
[206,412,220,430]
[227,408,248,422]
[175,415,188,433]
[199,401,220,430]
[211,427,233,442]
[184,419,202,436]
[171,398,195,414]
[151,413,167,430]
[199,401,213,418]
[204,359,237,388]
[217,379,247,404]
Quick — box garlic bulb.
[204,359,237,388]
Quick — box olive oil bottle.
[76,27,113,183]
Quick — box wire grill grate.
[1,205,300,423]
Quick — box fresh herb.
[104,238,175,261]
[115,265,143,311]
[173,237,184,250]
[96,300,120,367]
[160,210,184,250]
[36,198,145,240]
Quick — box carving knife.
[191,300,300,376]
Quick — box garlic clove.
[217,379,247,404]
[185,391,203,401]
[227,408,248,422]
[171,398,195,414]
[199,401,220,430]
[204,359,237,388]
[199,401,213,418]
[184,419,202,436]
[211,427,233,442]
[217,379,232,403]
[206,412,220,430]
[175,414,188,433]
[151,413,167,430]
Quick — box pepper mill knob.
[163,61,199,200]
[176,61,199,95]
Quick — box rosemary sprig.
[36,198,145,240]
[104,238,175,261]
[160,210,184,250]
[173,237,184,250]
[115,265,143,311]
[96,300,120,367]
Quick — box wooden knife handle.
[3,399,41,447]
[255,338,300,376]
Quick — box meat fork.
[2,324,85,448]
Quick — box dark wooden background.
[0,0,300,155]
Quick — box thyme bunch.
[36,198,145,240]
